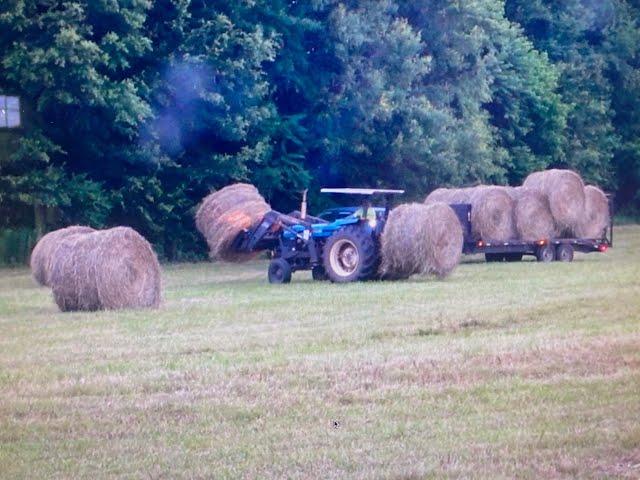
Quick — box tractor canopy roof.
[320,188,404,195]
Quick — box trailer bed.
[448,203,612,263]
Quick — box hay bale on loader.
[510,187,558,241]
[50,227,161,312]
[195,183,270,261]
[380,202,463,280]
[575,185,610,239]
[30,226,95,286]
[523,169,585,234]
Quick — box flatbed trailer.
[449,203,613,263]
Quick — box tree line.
[0,0,638,260]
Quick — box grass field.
[1,226,639,479]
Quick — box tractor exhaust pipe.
[301,189,308,220]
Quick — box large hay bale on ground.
[50,227,161,312]
[510,187,558,241]
[30,226,95,286]
[575,185,610,239]
[468,186,517,242]
[380,202,463,280]
[523,169,585,234]
[195,183,270,261]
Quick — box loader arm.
[232,210,309,253]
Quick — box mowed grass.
[1,227,639,479]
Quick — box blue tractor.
[232,188,404,283]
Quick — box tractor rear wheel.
[323,226,378,283]
[268,258,292,284]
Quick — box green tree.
[505,0,620,188]
[0,0,153,232]
[136,0,282,257]
[607,1,640,209]
[401,0,567,186]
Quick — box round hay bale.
[575,185,609,239]
[426,186,516,242]
[511,187,558,241]
[380,202,463,280]
[522,169,586,234]
[468,186,517,242]
[30,226,95,286]
[49,233,102,311]
[195,183,270,261]
[425,187,474,204]
[195,183,260,238]
[50,227,161,312]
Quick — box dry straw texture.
[30,226,95,286]
[469,186,516,242]
[575,185,610,239]
[50,227,162,312]
[380,202,463,280]
[427,186,516,242]
[510,187,558,241]
[523,169,585,234]
[195,183,270,261]
[425,187,474,204]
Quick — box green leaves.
[0,0,638,260]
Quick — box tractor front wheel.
[268,258,292,284]
[323,226,378,283]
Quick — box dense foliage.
[0,0,638,259]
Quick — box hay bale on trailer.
[510,187,558,241]
[30,226,95,286]
[426,186,516,242]
[575,185,610,239]
[523,169,586,234]
[380,202,463,280]
[468,186,517,242]
[50,227,162,312]
[195,183,270,261]
[425,187,474,204]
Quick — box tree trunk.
[34,204,46,239]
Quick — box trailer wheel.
[268,258,292,284]
[536,244,556,263]
[556,244,574,262]
[323,226,377,283]
[504,253,524,262]
[485,253,504,262]
[311,266,328,281]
